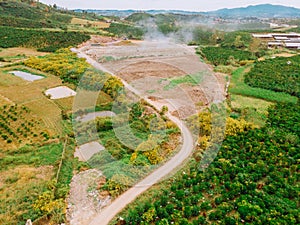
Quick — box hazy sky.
[39,0,300,11]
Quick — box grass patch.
[230,94,274,127]
[230,94,274,114]
[163,72,205,90]
[229,67,297,103]
[0,165,54,225]
[0,143,62,172]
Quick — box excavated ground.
[81,37,226,119]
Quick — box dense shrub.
[24,48,89,84]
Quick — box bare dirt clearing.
[83,39,226,119]
[67,169,110,225]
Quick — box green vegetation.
[114,102,300,225]
[0,143,62,224]
[229,94,274,127]
[162,72,205,90]
[104,23,145,39]
[0,26,90,52]
[74,100,180,197]
[25,49,123,98]
[230,67,298,103]
[0,0,72,29]
[79,69,123,98]
[126,12,179,35]
[199,46,256,66]
[221,31,253,49]
[192,28,222,46]
[245,55,300,97]
[155,14,180,34]
[126,12,153,23]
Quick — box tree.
[234,35,245,49]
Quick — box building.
[252,32,300,49]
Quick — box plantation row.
[245,55,300,97]
[0,105,50,146]
[0,26,90,52]
[117,101,299,224]
[199,46,256,66]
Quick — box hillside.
[0,0,110,29]
[0,0,72,28]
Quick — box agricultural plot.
[71,17,110,28]
[0,26,90,52]
[0,94,13,107]
[230,67,298,103]
[230,94,273,114]
[0,66,65,136]
[199,46,256,66]
[0,105,51,150]
[23,98,62,135]
[0,143,64,224]
[0,47,48,66]
[245,55,300,97]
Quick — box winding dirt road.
[72,48,195,225]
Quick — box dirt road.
[72,48,195,225]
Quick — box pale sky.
[39,0,300,11]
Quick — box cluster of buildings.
[252,32,300,49]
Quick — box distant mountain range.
[206,4,300,18]
[75,4,300,18]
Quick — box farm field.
[0,1,299,224]
[0,66,65,143]
[71,17,110,28]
